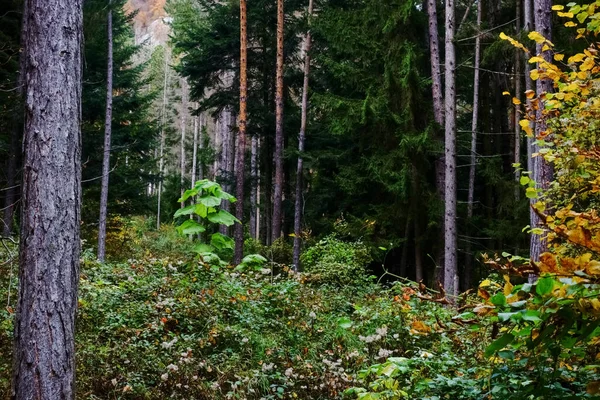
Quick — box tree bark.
[530,0,554,266]
[157,48,170,230]
[191,112,198,187]
[272,0,285,243]
[180,78,188,208]
[427,0,444,125]
[464,0,482,290]
[292,0,313,271]
[12,0,83,397]
[249,135,259,240]
[234,0,248,265]
[443,0,458,298]
[524,0,535,173]
[514,0,522,202]
[97,2,114,262]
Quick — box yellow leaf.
[580,57,595,71]
[577,70,588,79]
[565,21,578,27]
[525,90,535,99]
[557,11,574,17]
[554,53,565,61]
[530,69,540,80]
[586,260,600,275]
[552,4,564,10]
[479,279,492,288]
[542,44,552,52]
[499,32,509,40]
[502,91,510,96]
[528,31,547,43]
[529,56,544,64]
[568,53,586,63]
[512,97,521,105]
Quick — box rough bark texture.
[272,0,285,243]
[191,113,198,186]
[157,49,170,230]
[530,0,554,265]
[249,135,258,240]
[443,0,458,298]
[180,78,188,208]
[98,4,114,262]
[234,0,248,265]
[464,0,482,290]
[427,0,443,125]
[515,0,522,201]
[524,0,535,173]
[12,0,83,398]
[292,0,313,271]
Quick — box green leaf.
[176,219,206,235]
[210,232,234,250]
[174,204,196,218]
[522,309,542,322]
[241,254,268,265]
[520,176,531,186]
[485,333,515,357]
[491,293,507,307]
[178,188,198,203]
[207,210,240,226]
[536,277,554,296]
[498,312,517,322]
[194,203,209,218]
[337,317,353,329]
[526,187,538,199]
[193,243,214,253]
[198,195,222,207]
[380,362,399,377]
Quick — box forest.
[1,0,600,398]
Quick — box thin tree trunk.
[98,3,114,262]
[191,112,198,187]
[157,48,170,230]
[464,0,482,291]
[524,0,534,173]
[530,0,554,268]
[12,0,83,397]
[250,135,258,240]
[443,0,458,298]
[272,0,285,243]
[180,78,188,208]
[234,0,248,264]
[515,0,522,201]
[292,0,313,271]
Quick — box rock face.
[125,0,170,47]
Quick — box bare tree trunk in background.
[191,111,198,187]
[427,0,446,284]
[514,0,522,202]
[180,78,188,208]
[250,135,258,240]
[464,0,482,290]
[444,0,458,298]
[234,0,248,264]
[524,0,534,173]
[412,166,423,282]
[98,2,114,262]
[157,48,170,230]
[530,0,554,271]
[292,0,313,271]
[272,0,285,243]
[12,0,83,397]
[219,109,235,236]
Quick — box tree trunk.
[249,135,258,240]
[191,111,198,187]
[12,0,83,397]
[272,0,285,243]
[443,0,458,298]
[292,0,313,271]
[530,0,554,267]
[180,78,188,208]
[514,0,522,202]
[97,3,114,262]
[234,0,248,265]
[524,0,535,173]
[464,0,482,291]
[157,48,170,230]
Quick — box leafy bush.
[301,235,373,285]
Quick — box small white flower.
[161,373,169,381]
[309,311,317,319]
[260,268,271,275]
[111,378,118,386]
[167,363,179,371]
[285,367,294,377]
[241,337,249,343]
[420,351,434,359]
[376,326,388,337]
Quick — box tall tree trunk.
[514,0,522,202]
[250,135,259,240]
[524,0,534,173]
[530,0,554,266]
[97,3,114,262]
[427,0,446,284]
[292,0,313,271]
[12,0,83,397]
[272,0,285,243]
[180,78,188,208]
[157,48,170,230]
[464,0,482,291]
[443,0,458,298]
[191,112,198,187]
[234,0,248,264]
